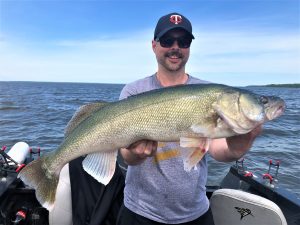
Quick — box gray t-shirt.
[120,74,210,224]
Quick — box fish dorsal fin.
[82,152,117,185]
[64,101,108,137]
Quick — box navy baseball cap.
[154,12,195,40]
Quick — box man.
[116,12,262,225]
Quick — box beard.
[157,50,189,72]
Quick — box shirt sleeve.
[119,83,136,100]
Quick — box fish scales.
[18,83,285,210]
[50,84,224,166]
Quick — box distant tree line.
[265,84,300,88]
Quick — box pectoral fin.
[179,137,210,171]
[82,151,117,185]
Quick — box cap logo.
[170,14,182,25]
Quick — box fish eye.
[260,96,268,104]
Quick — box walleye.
[18,83,285,210]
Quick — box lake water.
[0,81,299,197]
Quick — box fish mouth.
[265,98,286,120]
[267,103,286,120]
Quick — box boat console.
[0,143,48,225]
[1,143,300,225]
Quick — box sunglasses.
[156,36,192,49]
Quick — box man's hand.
[120,140,158,165]
[226,125,263,160]
[209,125,263,162]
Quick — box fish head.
[213,90,267,134]
[239,92,266,122]
[261,95,286,121]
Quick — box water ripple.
[0,82,299,197]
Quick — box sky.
[0,0,299,86]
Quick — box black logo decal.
[235,207,254,220]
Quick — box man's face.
[152,29,192,72]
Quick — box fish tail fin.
[18,157,59,211]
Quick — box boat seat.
[48,163,73,225]
[210,188,287,225]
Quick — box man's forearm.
[209,126,262,162]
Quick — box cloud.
[187,30,300,85]
[190,31,300,71]
[0,30,156,83]
[0,29,299,85]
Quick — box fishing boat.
[1,142,300,225]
